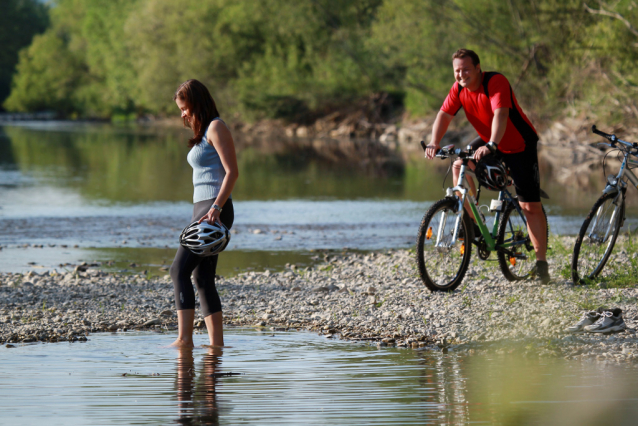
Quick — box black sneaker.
[566,308,602,333]
[584,308,627,333]
[536,260,550,284]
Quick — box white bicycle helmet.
[475,155,510,191]
[179,221,231,256]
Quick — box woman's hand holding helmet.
[198,206,222,225]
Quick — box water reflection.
[1,123,423,203]
[0,122,630,210]
[413,350,638,424]
[417,353,470,424]
[2,330,638,424]
[175,347,222,425]
[4,122,638,272]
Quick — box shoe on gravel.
[566,308,602,333]
[583,308,626,333]
[536,260,550,284]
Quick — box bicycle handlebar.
[420,140,475,160]
[592,125,638,151]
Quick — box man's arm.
[425,110,454,159]
[475,107,508,161]
[490,107,508,145]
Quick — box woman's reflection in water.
[175,347,223,425]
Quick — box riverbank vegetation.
[0,0,48,112]
[4,0,638,128]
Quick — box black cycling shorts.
[467,136,541,203]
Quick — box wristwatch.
[212,204,222,213]
[486,141,499,154]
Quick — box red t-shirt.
[440,72,537,154]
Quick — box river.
[3,122,638,425]
[0,121,634,274]
[2,329,638,425]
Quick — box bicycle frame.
[587,146,635,243]
[448,157,529,255]
[587,125,638,241]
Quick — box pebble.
[1,243,638,364]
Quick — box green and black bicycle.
[416,142,548,292]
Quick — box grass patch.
[574,292,604,311]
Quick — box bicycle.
[571,125,638,284]
[416,142,548,292]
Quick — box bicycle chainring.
[477,236,491,260]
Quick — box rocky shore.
[2,244,638,363]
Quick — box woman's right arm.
[198,121,239,224]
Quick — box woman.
[169,79,239,348]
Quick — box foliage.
[5,0,638,126]
[0,0,49,110]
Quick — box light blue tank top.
[187,118,230,203]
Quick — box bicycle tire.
[496,201,548,281]
[416,198,473,292]
[571,192,624,284]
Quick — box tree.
[0,0,49,111]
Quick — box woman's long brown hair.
[173,79,220,147]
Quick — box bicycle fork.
[591,188,625,243]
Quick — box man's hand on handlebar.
[473,145,491,162]
[425,144,440,160]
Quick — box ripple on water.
[2,329,638,425]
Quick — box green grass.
[573,233,638,289]
[510,234,638,288]
[506,295,519,305]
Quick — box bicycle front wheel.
[496,201,548,281]
[571,192,624,284]
[416,198,473,292]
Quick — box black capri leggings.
[170,199,234,317]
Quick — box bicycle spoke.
[574,195,623,281]
[497,202,547,281]
[417,199,472,291]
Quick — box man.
[425,48,550,283]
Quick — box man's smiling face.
[453,56,481,91]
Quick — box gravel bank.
[2,245,638,363]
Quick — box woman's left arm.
[198,121,239,224]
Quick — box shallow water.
[1,328,638,425]
[2,122,637,273]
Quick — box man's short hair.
[452,49,480,66]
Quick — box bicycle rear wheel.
[416,198,473,292]
[496,201,548,281]
[571,192,624,284]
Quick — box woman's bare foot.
[204,311,224,347]
[169,337,194,348]
[167,309,196,348]
[203,345,224,356]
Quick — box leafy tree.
[0,0,49,111]
[6,0,638,127]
